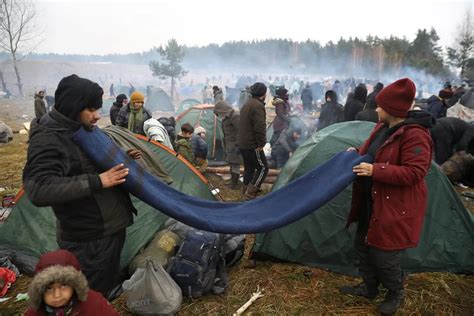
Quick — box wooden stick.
[233,287,264,316]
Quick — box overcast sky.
[36,0,472,55]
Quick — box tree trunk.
[0,70,6,92]
[170,76,175,101]
[12,53,23,96]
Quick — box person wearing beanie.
[270,87,292,146]
[214,100,242,189]
[191,125,209,173]
[317,90,344,130]
[23,74,140,298]
[25,250,119,316]
[109,94,128,125]
[426,88,454,119]
[340,78,434,315]
[344,83,368,121]
[237,82,269,200]
[116,90,152,135]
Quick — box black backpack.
[167,230,227,298]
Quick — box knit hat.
[375,78,416,118]
[130,91,145,104]
[54,74,103,120]
[194,126,206,135]
[275,87,288,98]
[28,250,89,310]
[249,82,267,97]
[438,89,454,99]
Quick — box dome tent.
[176,104,225,162]
[252,121,474,275]
[146,87,175,112]
[0,136,215,274]
[177,98,201,115]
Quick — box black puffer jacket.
[23,109,135,242]
[430,117,474,164]
[344,85,367,121]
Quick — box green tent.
[0,136,215,272]
[253,121,474,275]
[146,87,174,112]
[177,98,201,115]
[176,104,225,162]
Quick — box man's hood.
[401,110,436,129]
[214,101,234,116]
[427,95,441,104]
[29,109,82,139]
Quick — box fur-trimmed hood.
[27,250,89,310]
[28,265,89,310]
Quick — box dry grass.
[0,101,473,315]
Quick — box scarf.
[128,107,143,132]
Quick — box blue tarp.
[73,127,371,234]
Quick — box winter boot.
[377,290,405,315]
[244,184,259,200]
[227,172,240,190]
[339,282,379,299]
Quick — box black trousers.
[355,226,404,292]
[59,229,126,297]
[240,148,269,188]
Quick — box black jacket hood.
[401,110,436,129]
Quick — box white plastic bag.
[123,257,182,315]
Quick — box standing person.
[23,74,141,297]
[271,87,291,146]
[237,82,269,200]
[214,100,242,189]
[238,86,251,109]
[109,94,128,125]
[317,90,344,130]
[109,83,115,97]
[128,83,136,96]
[365,82,384,109]
[34,90,47,119]
[344,84,368,121]
[301,83,314,113]
[25,250,119,316]
[175,122,195,164]
[340,78,434,315]
[213,85,224,104]
[426,89,454,119]
[116,91,152,135]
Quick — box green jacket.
[176,134,194,164]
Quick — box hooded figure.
[109,94,127,125]
[344,84,368,121]
[25,250,119,316]
[215,101,242,188]
[317,90,344,130]
[355,83,383,123]
[300,84,314,112]
[271,87,291,145]
[426,89,454,119]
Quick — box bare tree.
[447,9,474,79]
[0,0,41,96]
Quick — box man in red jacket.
[340,78,434,315]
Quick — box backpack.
[167,230,227,298]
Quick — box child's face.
[43,282,74,308]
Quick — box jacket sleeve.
[372,129,432,186]
[34,99,46,118]
[115,108,127,127]
[279,134,293,153]
[23,137,102,207]
[253,105,267,148]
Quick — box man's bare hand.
[126,149,142,160]
[99,164,128,188]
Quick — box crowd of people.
[23,73,473,315]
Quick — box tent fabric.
[73,126,372,234]
[0,137,215,273]
[266,115,310,145]
[146,87,174,112]
[102,125,173,184]
[177,98,201,115]
[252,121,474,275]
[176,104,225,161]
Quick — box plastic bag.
[123,257,182,315]
[0,268,16,297]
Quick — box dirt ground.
[0,99,473,315]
